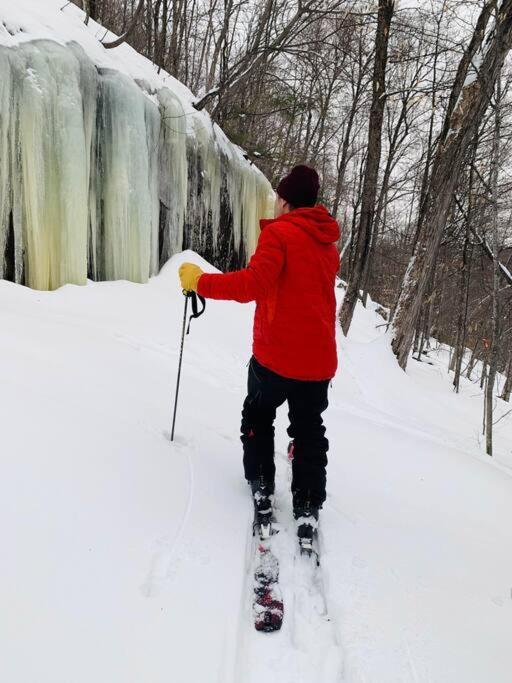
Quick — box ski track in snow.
[3,256,512,682]
[233,449,345,683]
[140,437,195,598]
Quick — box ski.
[252,533,283,632]
[250,482,284,632]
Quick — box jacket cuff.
[197,273,209,297]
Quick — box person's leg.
[287,379,330,509]
[241,356,287,486]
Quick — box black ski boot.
[250,476,275,539]
[293,500,319,557]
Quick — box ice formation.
[0,7,273,290]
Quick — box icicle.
[188,116,222,251]
[0,47,13,279]
[158,87,188,265]
[96,69,159,283]
[17,41,90,289]
[224,148,274,262]
[0,39,274,289]
[68,43,98,282]
[242,167,275,258]
[143,93,161,278]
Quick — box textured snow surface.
[2,252,512,682]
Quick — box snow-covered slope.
[2,254,512,682]
[0,0,199,111]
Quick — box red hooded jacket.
[197,205,341,380]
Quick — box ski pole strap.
[183,290,206,334]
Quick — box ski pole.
[170,289,206,441]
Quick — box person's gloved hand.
[179,263,204,292]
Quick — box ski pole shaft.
[170,292,190,441]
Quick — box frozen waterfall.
[0,39,273,290]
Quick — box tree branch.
[102,0,145,49]
[193,0,324,110]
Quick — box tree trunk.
[453,149,477,392]
[89,0,99,21]
[481,359,488,390]
[332,101,359,219]
[466,342,479,379]
[485,71,502,457]
[391,1,512,369]
[412,3,446,250]
[339,0,395,335]
[501,353,512,401]
[452,231,473,392]
[415,267,437,361]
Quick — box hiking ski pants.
[240,355,330,508]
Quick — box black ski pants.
[240,355,330,508]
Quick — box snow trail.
[234,449,344,683]
[140,438,195,597]
[1,254,512,682]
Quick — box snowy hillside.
[2,253,512,682]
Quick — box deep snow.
[1,252,512,682]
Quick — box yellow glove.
[179,263,204,292]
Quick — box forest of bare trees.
[73,0,512,454]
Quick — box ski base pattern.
[252,539,284,632]
[251,483,284,633]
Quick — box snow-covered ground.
[2,252,512,683]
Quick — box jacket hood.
[260,204,340,244]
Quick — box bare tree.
[391,0,512,370]
[485,71,502,456]
[339,0,395,334]
[193,0,338,112]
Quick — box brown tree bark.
[452,149,477,392]
[361,87,411,305]
[339,0,395,335]
[103,0,146,49]
[391,1,512,370]
[83,0,99,24]
[89,0,99,21]
[485,71,502,456]
[452,228,473,392]
[501,353,512,401]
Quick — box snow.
[0,0,198,128]
[2,252,512,682]
[0,0,260,163]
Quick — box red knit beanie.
[276,165,320,208]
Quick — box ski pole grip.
[185,290,206,334]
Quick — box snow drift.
[0,1,273,290]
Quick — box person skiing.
[179,165,340,548]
